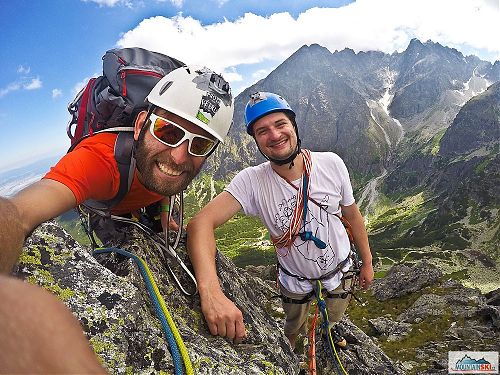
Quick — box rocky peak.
[439,81,500,156]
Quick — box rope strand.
[271,149,312,249]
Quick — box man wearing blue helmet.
[187,92,374,350]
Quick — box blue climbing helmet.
[244,92,295,135]
[244,91,301,167]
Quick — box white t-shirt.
[225,151,355,294]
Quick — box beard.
[134,129,204,196]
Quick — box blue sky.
[1,0,499,173]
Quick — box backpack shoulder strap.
[82,131,135,211]
[110,131,136,207]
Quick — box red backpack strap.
[73,78,96,145]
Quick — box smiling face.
[133,108,212,196]
[252,111,298,162]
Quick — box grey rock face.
[14,221,296,374]
[368,317,413,340]
[14,221,403,374]
[364,260,499,373]
[371,261,442,301]
[439,82,500,157]
[210,39,499,188]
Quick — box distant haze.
[0,154,60,197]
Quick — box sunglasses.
[149,113,217,157]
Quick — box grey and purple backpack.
[66,47,184,209]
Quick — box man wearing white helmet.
[0,65,233,373]
[187,92,374,352]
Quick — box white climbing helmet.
[146,65,234,142]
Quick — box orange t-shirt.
[44,133,163,215]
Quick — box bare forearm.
[186,216,221,291]
[186,214,246,342]
[349,216,372,265]
[0,198,28,274]
[1,180,76,274]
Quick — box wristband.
[160,204,170,213]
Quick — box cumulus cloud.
[221,67,242,82]
[116,0,499,84]
[0,77,42,98]
[52,89,63,98]
[24,78,42,90]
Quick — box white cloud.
[215,0,229,6]
[52,89,63,98]
[0,77,43,98]
[116,0,499,90]
[83,0,120,6]
[24,78,42,90]
[17,65,30,74]
[0,83,21,98]
[222,67,242,82]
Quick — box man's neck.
[270,152,304,181]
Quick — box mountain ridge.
[203,37,499,292]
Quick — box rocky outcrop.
[368,317,413,341]
[14,221,295,374]
[371,261,442,301]
[14,221,402,374]
[439,81,500,157]
[364,261,500,375]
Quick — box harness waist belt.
[278,255,350,282]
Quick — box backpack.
[66,47,185,210]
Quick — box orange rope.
[271,149,312,251]
[308,304,319,375]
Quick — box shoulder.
[234,161,270,179]
[73,133,119,152]
[46,133,121,184]
[311,151,345,164]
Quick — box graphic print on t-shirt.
[273,192,336,270]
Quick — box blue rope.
[94,247,184,375]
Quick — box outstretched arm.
[0,275,107,373]
[186,191,245,343]
[0,179,76,274]
[341,203,374,289]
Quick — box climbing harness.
[277,268,356,305]
[312,280,349,375]
[77,193,198,296]
[93,247,193,375]
[277,255,351,283]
